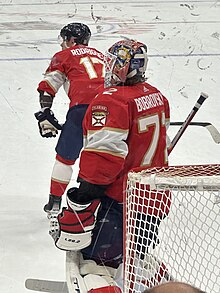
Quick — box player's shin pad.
[55,230,92,250]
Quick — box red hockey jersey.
[79,82,170,202]
[37,45,104,107]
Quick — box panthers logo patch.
[91,105,109,127]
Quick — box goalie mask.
[59,22,91,45]
[104,39,148,87]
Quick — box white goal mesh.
[124,164,220,293]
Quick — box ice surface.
[0,0,219,292]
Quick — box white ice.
[0,0,219,292]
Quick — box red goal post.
[124,164,220,293]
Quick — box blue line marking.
[0,53,219,61]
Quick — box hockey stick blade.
[25,278,68,293]
[170,122,220,144]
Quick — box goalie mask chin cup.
[104,39,148,87]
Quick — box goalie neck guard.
[104,39,148,87]
[60,23,91,45]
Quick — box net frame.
[124,164,220,293]
[128,164,220,191]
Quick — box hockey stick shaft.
[170,121,220,144]
[171,122,212,127]
[168,92,209,154]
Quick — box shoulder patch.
[91,105,109,127]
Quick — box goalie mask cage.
[124,164,220,293]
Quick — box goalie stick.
[170,121,220,144]
[25,278,68,293]
[168,92,209,154]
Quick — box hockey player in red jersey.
[53,39,170,292]
[34,23,104,215]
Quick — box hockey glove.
[34,107,62,138]
[55,187,101,251]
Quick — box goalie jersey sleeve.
[79,82,170,202]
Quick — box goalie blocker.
[55,187,101,251]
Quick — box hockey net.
[124,164,220,293]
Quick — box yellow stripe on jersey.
[83,148,126,158]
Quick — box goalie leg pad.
[88,286,122,293]
[134,255,170,290]
[79,256,116,279]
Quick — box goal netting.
[124,164,220,293]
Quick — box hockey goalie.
[49,38,171,293]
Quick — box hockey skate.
[44,194,62,218]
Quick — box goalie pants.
[81,196,123,269]
[80,196,163,268]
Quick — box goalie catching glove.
[55,187,101,251]
[34,107,62,138]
